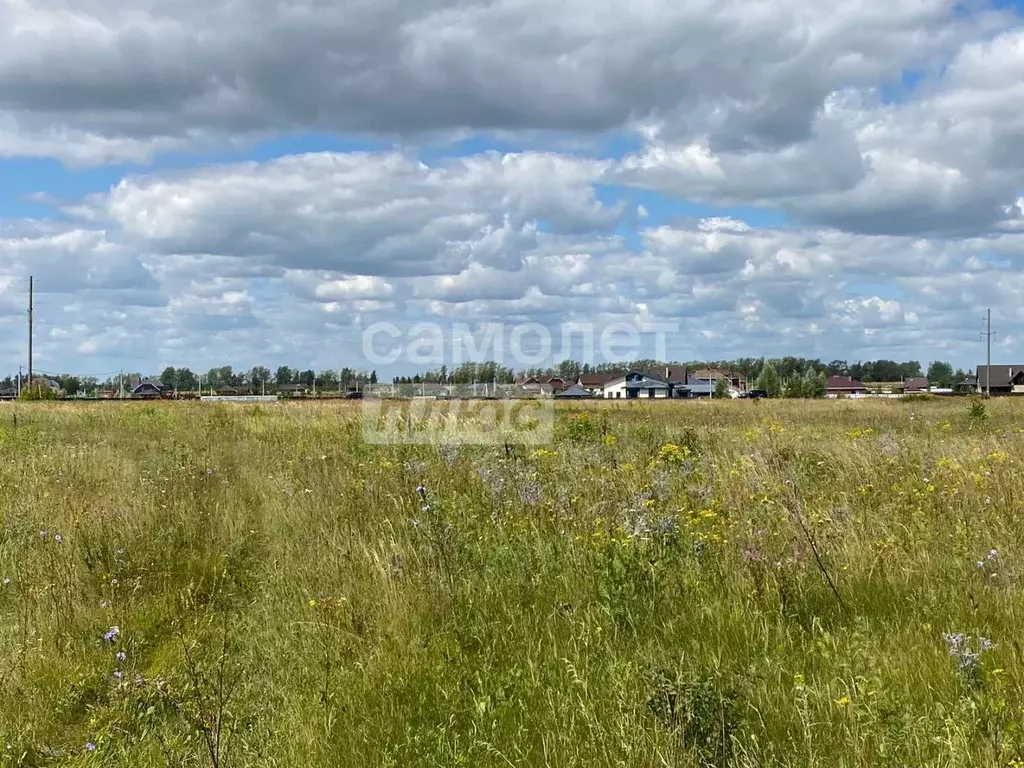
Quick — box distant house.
[954,376,978,393]
[217,386,244,396]
[540,378,566,395]
[278,383,310,396]
[826,375,867,398]
[577,373,619,397]
[517,376,542,394]
[693,368,748,392]
[903,377,930,394]
[679,376,716,399]
[556,383,593,399]
[132,380,167,399]
[0,387,16,401]
[603,371,673,399]
[974,366,1024,394]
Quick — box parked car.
[740,390,768,399]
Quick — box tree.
[714,378,730,399]
[755,362,781,397]
[249,366,272,392]
[927,360,955,389]
[803,369,827,398]
[177,368,198,392]
[783,376,804,398]
[275,366,294,386]
[160,367,178,389]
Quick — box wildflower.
[989,549,998,560]
[308,599,317,608]
[112,670,123,680]
[1,577,9,585]
[103,626,120,642]
[517,480,543,505]
[100,600,110,608]
[693,540,705,562]
[977,561,986,570]
[40,530,48,539]
[116,651,127,662]
[116,548,125,556]
[416,485,426,496]
[85,742,96,752]
[942,632,995,676]
[834,696,851,707]
[53,533,63,543]
[110,578,118,586]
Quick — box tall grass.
[1,398,1023,766]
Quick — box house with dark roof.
[826,375,867,398]
[974,366,1024,394]
[577,372,619,396]
[903,377,930,394]
[132,380,168,399]
[556,383,593,399]
[603,371,675,399]
[278,383,311,396]
[540,377,567,395]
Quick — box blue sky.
[1,0,1023,379]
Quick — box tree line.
[0,357,972,395]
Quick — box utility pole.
[27,276,33,393]
[982,308,995,397]
[16,365,21,397]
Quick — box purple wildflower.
[85,742,96,752]
[416,485,426,497]
[53,533,63,544]
[116,651,127,662]
[103,626,120,642]
[112,670,123,680]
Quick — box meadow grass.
[1,397,1023,766]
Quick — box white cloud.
[1,1,1024,375]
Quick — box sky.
[1,0,1024,379]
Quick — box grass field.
[1,397,1023,767]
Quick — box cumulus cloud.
[0,0,1012,162]
[2,0,1024,374]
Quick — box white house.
[603,371,673,399]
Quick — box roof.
[557,384,593,398]
[681,380,715,395]
[134,379,165,389]
[975,366,1024,388]
[642,366,688,383]
[579,373,618,386]
[278,383,310,390]
[903,377,930,391]
[827,375,866,390]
